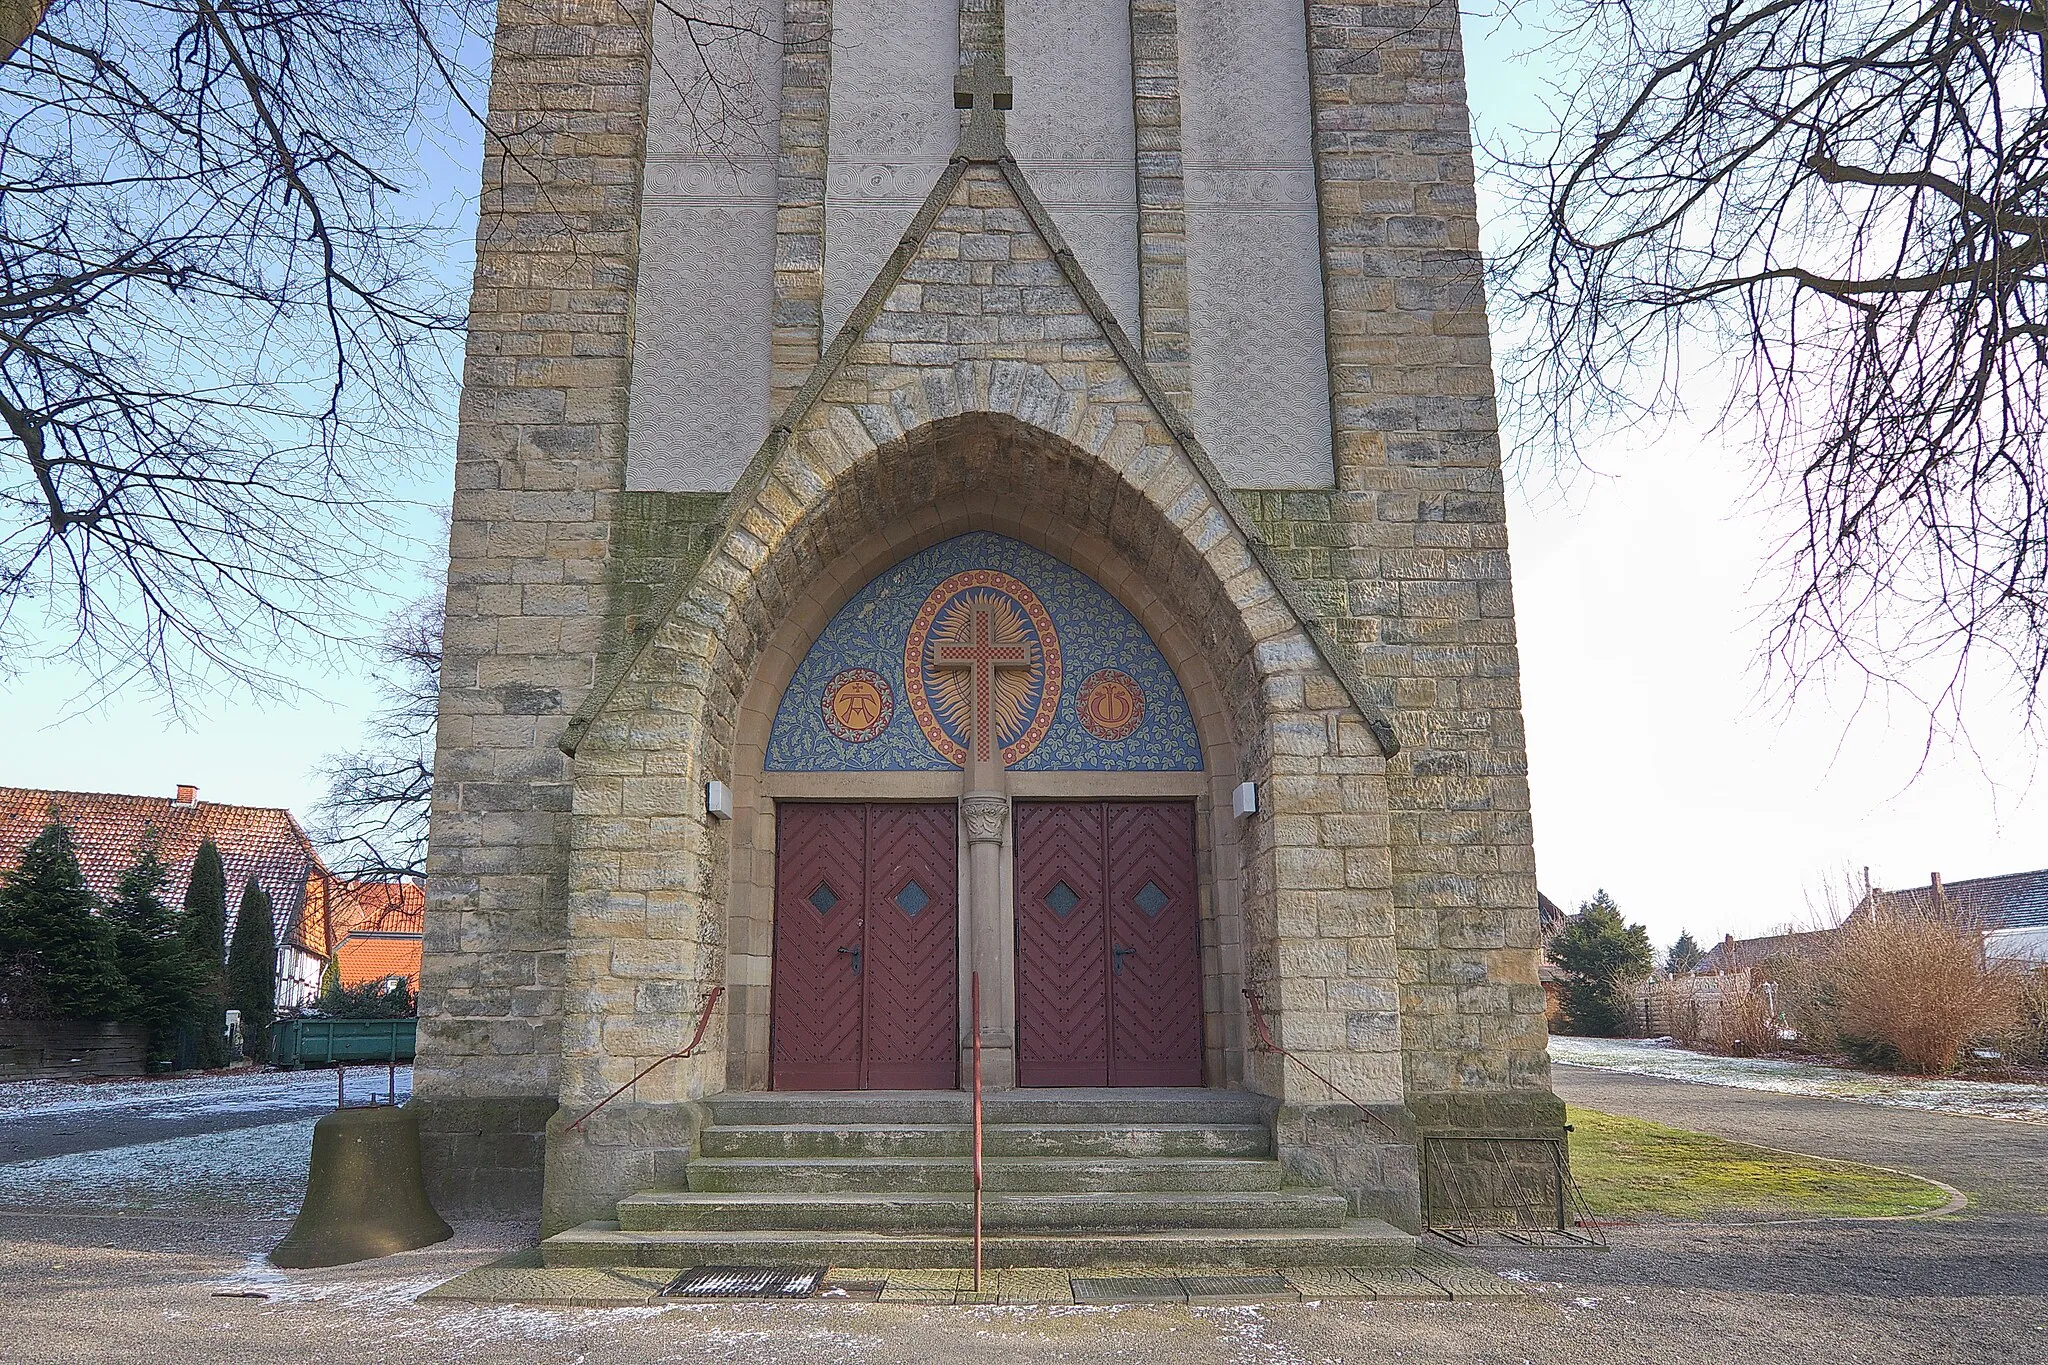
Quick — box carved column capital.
[961,791,1010,844]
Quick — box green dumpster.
[271,1018,417,1068]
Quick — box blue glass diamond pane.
[1044,881,1081,918]
[1135,881,1169,917]
[894,879,930,917]
[807,882,839,916]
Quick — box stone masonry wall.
[1299,4,1554,1117]
[417,0,652,1217]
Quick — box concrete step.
[703,1087,1272,1129]
[615,1188,1349,1233]
[697,1122,1272,1160]
[685,1155,1288,1194]
[541,1219,1416,1270]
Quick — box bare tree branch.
[1488,0,2048,729]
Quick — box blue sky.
[5,8,2040,953]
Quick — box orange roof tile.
[330,879,426,936]
[334,932,423,990]
[0,785,331,956]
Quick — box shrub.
[226,876,276,1061]
[2006,969,2048,1067]
[0,814,126,1020]
[313,977,415,1019]
[178,840,230,1067]
[105,842,203,1064]
[1821,906,2015,1074]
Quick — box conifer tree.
[1666,930,1705,977]
[178,839,230,1066]
[227,875,276,1062]
[106,840,201,1064]
[0,814,125,1020]
[1546,890,1654,1037]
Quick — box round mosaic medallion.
[1076,668,1145,741]
[821,668,893,743]
[904,569,1062,766]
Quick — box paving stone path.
[0,1069,2042,1361]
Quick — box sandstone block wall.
[418,0,652,1215]
[1301,3,1554,1114]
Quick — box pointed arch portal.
[759,532,1209,1090]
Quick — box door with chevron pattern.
[771,802,958,1090]
[1015,801,1202,1086]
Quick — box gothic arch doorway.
[732,524,1239,1093]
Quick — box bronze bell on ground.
[271,1103,453,1268]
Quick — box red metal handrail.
[565,986,725,1133]
[1242,987,1400,1141]
[971,971,984,1293]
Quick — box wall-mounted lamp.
[1232,781,1258,818]
[705,780,733,820]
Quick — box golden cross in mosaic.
[934,600,1033,769]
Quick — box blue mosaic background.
[766,532,1203,772]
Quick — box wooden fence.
[0,1019,148,1081]
[1630,970,1757,1046]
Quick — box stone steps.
[539,1087,1414,1272]
[697,1121,1273,1160]
[541,1219,1417,1270]
[701,1087,1272,1129]
[615,1188,1349,1232]
[687,1154,1287,1194]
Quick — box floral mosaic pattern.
[765,532,1202,772]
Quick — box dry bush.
[2008,970,2048,1067]
[1823,908,2017,1074]
[1721,987,1778,1058]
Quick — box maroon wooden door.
[863,804,960,1088]
[1015,801,1202,1087]
[771,803,958,1090]
[771,803,867,1089]
[1015,802,1111,1085]
[1105,802,1203,1085]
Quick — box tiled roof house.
[0,784,335,1007]
[1860,869,2048,963]
[330,879,425,990]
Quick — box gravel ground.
[0,1066,2039,1363]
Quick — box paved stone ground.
[0,1067,2041,1361]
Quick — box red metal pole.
[972,971,983,1294]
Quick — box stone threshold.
[422,1245,1522,1307]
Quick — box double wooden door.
[1014,801,1203,1087]
[771,803,959,1090]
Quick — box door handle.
[1112,945,1135,975]
[838,944,862,976]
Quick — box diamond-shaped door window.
[1044,881,1081,918]
[1134,881,1169,917]
[894,879,930,917]
[807,882,840,916]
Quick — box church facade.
[417,0,1562,1245]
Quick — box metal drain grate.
[1070,1275,1187,1304]
[662,1265,825,1299]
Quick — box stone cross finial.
[954,51,1012,160]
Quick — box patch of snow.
[0,1116,315,1215]
[1550,1036,2048,1122]
[0,1067,410,1121]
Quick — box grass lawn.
[1567,1107,1956,1221]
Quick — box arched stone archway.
[719,476,1254,1095]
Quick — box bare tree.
[1489,0,2048,723]
[0,1,774,707]
[311,594,438,881]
